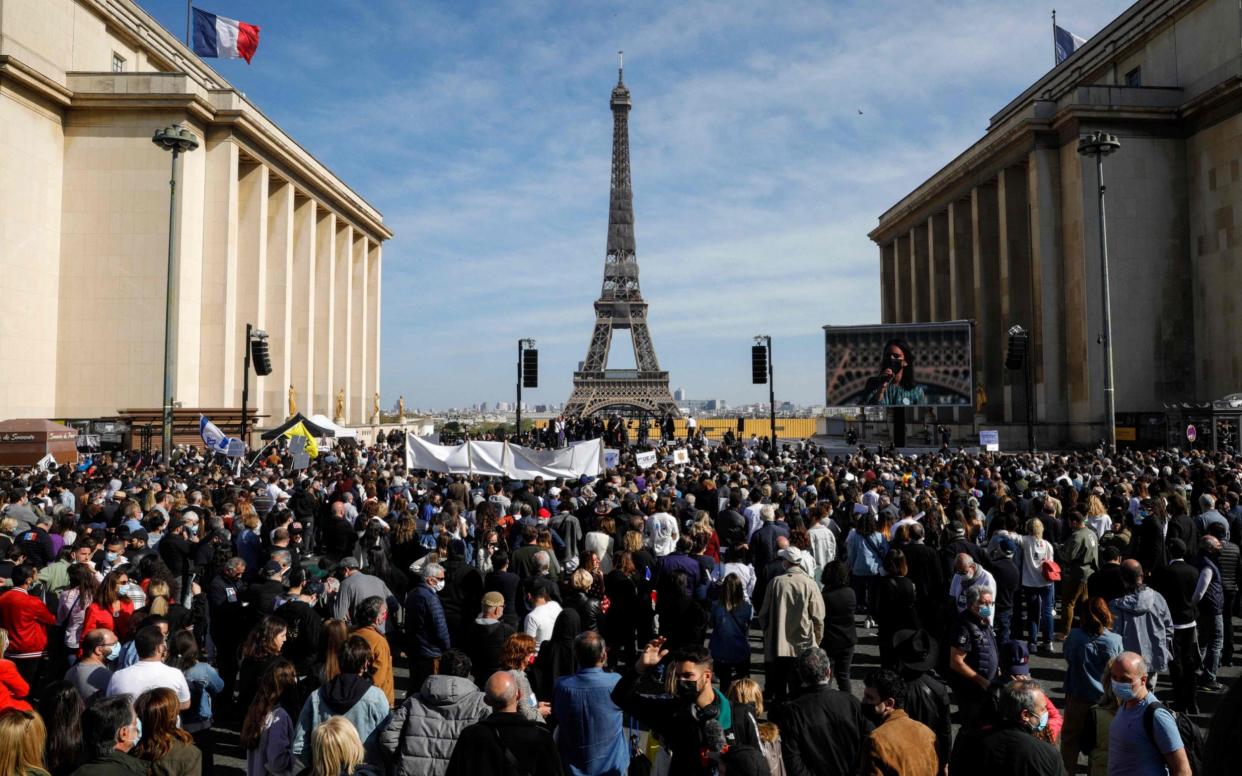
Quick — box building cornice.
[65,72,393,242]
[70,0,391,242]
[0,56,73,108]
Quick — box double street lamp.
[1077,130,1121,452]
[152,124,200,462]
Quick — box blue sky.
[146,0,1131,411]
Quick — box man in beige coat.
[759,545,825,702]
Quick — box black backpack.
[1142,701,1205,775]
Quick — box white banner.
[635,450,657,469]
[405,436,605,480]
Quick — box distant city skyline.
[140,1,1131,411]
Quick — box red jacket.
[80,599,135,645]
[0,588,56,658]
[0,659,30,712]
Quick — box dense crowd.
[0,435,1239,776]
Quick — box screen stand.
[892,407,906,448]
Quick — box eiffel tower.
[564,57,679,418]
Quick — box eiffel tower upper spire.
[604,50,638,301]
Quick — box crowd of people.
[0,433,1239,776]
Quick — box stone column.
[236,161,269,414]
[314,210,336,417]
[335,223,353,423]
[265,179,294,419]
[998,165,1033,425]
[1028,144,1067,428]
[948,198,975,321]
[199,138,239,405]
[368,241,382,420]
[894,236,911,323]
[929,212,951,321]
[291,195,316,415]
[972,181,1004,423]
[880,242,897,323]
[911,224,930,321]
[352,232,368,424]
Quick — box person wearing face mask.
[65,628,119,701]
[405,563,451,694]
[858,669,938,776]
[949,553,996,624]
[612,639,761,776]
[948,585,999,728]
[70,693,147,776]
[948,680,1065,776]
[1105,651,1191,776]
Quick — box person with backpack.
[1106,651,1195,776]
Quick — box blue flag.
[200,415,244,457]
[1055,24,1087,64]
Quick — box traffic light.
[1005,325,1028,370]
[250,331,272,376]
[522,348,538,388]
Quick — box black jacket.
[949,722,1066,776]
[1152,560,1201,625]
[820,586,857,652]
[1087,563,1126,603]
[274,598,324,675]
[440,556,484,642]
[69,751,148,776]
[444,712,563,776]
[612,671,760,776]
[772,684,873,776]
[901,671,953,769]
[984,555,1022,614]
[320,517,356,560]
[464,618,515,689]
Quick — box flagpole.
[185,1,192,46]
[1052,9,1057,67]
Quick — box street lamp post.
[152,124,199,462]
[1078,130,1121,452]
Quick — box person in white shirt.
[104,624,191,709]
[646,496,680,557]
[807,508,837,583]
[522,581,562,654]
[948,553,996,626]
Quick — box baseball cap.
[999,640,1030,675]
[338,556,362,570]
[261,560,283,577]
[777,546,804,565]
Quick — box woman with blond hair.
[307,717,379,776]
[0,708,49,776]
[726,679,783,776]
[133,687,202,776]
[1019,517,1057,655]
[1085,495,1111,538]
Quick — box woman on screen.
[863,338,927,406]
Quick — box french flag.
[191,7,260,63]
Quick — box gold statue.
[288,385,297,418]
[334,389,345,422]
[975,383,988,413]
[372,391,381,422]
[397,395,406,419]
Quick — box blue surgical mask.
[133,718,142,745]
[108,642,121,661]
[978,605,994,619]
[106,551,118,563]
[1036,711,1049,731]
[1112,679,1136,702]
[187,525,199,536]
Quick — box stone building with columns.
[0,0,391,428]
[870,0,1242,448]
